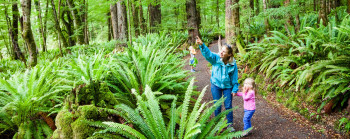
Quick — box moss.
[97,82,118,108]
[77,105,99,119]
[55,109,75,139]
[71,117,95,139]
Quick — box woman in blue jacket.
[196,36,239,131]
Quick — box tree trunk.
[314,0,317,11]
[225,0,234,46]
[20,0,37,68]
[117,1,128,41]
[61,9,75,46]
[148,0,161,32]
[110,4,118,40]
[139,0,147,34]
[107,12,112,41]
[263,0,270,35]
[250,0,254,16]
[66,0,84,44]
[139,0,146,34]
[348,0,350,14]
[51,0,68,49]
[34,0,46,52]
[127,0,132,44]
[83,0,89,44]
[294,0,300,32]
[255,0,260,15]
[216,0,220,28]
[196,0,201,28]
[186,0,200,44]
[42,0,49,52]
[225,0,240,48]
[6,1,26,64]
[132,1,140,37]
[319,0,328,26]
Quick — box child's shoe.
[191,69,196,72]
[242,130,251,137]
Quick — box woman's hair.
[223,43,234,63]
[244,78,255,90]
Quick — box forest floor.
[183,39,345,138]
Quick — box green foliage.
[90,79,246,138]
[243,12,350,112]
[106,33,189,100]
[0,64,71,137]
[337,118,350,132]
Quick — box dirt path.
[184,40,329,138]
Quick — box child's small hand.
[232,93,236,97]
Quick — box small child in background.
[189,46,198,72]
[233,78,256,136]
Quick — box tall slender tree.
[255,0,260,15]
[186,0,200,44]
[34,0,46,52]
[263,0,270,35]
[348,0,350,14]
[139,0,146,34]
[117,0,128,40]
[132,0,140,37]
[51,0,68,49]
[225,0,240,50]
[148,0,161,32]
[66,0,85,44]
[216,0,220,28]
[319,0,328,25]
[110,3,118,40]
[7,0,25,64]
[20,0,37,67]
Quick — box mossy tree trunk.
[20,0,37,68]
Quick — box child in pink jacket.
[233,78,256,136]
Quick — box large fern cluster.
[243,14,350,110]
[89,79,247,139]
[0,64,71,138]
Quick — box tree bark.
[348,0,350,14]
[148,0,161,32]
[51,0,68,49]
[319,0,328,26]
[216,0,220,28]
[250,0,254,16]
[66,0,84,44]
[117,1,128,41]
[83,0,89,44]
[61,8,75,46]
[110,4,118,40]
[255,0,260,15]
[43,0,49,51]
[34,0,46,52]
[196,0,201,28]
[6,1,26,64]
[20,0,37,68]
[139,0,146,34]
[107,12,112,41]
[186,0,201,44]
[314,0,317,11]
[132,1,140,37]
[225,0,240,48]
[294,0,300,32]
[263,0,270,35]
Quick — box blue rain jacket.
[199,43,239,93]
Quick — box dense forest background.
[0,0,349,138]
